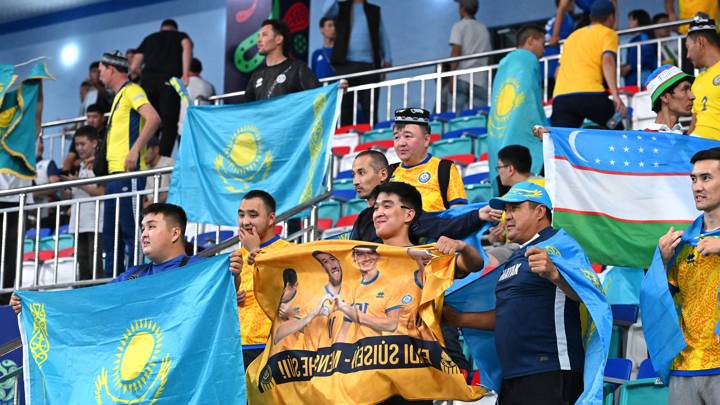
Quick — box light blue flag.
[640,215,720,384]
[487,49,547,196]
[0,63,52,179]
[169,83,340,226]
[534,230,612,405]
[17,254,245,404]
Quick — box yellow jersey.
[668,242,720,373]
[394,270,424,337]
[238,236,292,347]
[106,82,150,173]
[691,61,720,140]
[554,24,618,97]
[390,154,467,212]
[270,290,307,355]
[303,284,354,350]
[678,0,718,34]
[350,270,404,340]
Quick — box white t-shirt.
[449,17,492,85]
[69,162,103,233]
[178,76,216,133]
[0,173,33,203]
[144,156,174,194]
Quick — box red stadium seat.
[444,153,476,166]
[274,225,283,235]
[335,214,359,228]
[58,247,74,258]
[332,146,351,156]
[354,140,394,152]
[478,152,488,161]
[335,123,371,135]
[429,133,440,143]
[317,218,333,231]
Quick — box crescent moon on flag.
[568,130,589,162]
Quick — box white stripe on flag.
[551,158,699,222]
[554,287,571,370]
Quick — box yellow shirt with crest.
[691,61,720,140]
[390,154,467,212]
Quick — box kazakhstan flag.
[487,49,547,195]
[17,254,245,404]
[168,83,341,226]
[0,63,53,179]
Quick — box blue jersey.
[494,227,584,379]
[311,47,335,79]
[113,254,204,283]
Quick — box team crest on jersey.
[276,74,287,84]
[713,75,720,86]
[376,291,385,298]
[418,171,432,183]
[401,294,413,304]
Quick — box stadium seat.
[430,111,456,122]
[274,225,284,236]
[335,123,371,135]
[430,137,474,158]
[604,358,633,385]
[465,183,492,203]
[331,132,360,155]
[318,200,343,225]
[443,127,487,140]
[317,218,333,232]
[26,227,51,240]
[385,148,401,165]
[321,226,353,240]
[195,230,234,250]
[636,359,656,379]
[23,238,34,254]
[332,146,351,157]
[464,160,489,177]
[429,133,441,143]
[447,115,487,132]
[40,257,76,285]
[374,120,394,130]
[463,173,489,185]
[609,326,623,358]
[354,139,394,152]
[58,224,70,235]
[21,261,37,288]
[332,189,356,202]
[339,152,360,173]
[617,379,668,405]
[444,153,476,166]
[630,91,653,131]
[335,214,359,228]
[344,198,367,216]
[361,128,393,143]
[611,305,639,327]
[460,107,484,117]
[335,170,352,180]
[430,120,444,135]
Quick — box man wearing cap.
[644,65,695,133]
[389,108,468,212]
[99,50,161,276]
[448,0,492,111]
[483,182,585,403]
[686,13,720,139]
[551,0,627,129]
[143,136,174,208]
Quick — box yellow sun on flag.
[112,319,164,394]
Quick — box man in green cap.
[644,64,695,133]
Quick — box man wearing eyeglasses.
[496,145,545,197]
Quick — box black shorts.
[550,92,622,130]
[499,370,583,405]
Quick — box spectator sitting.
[389,108,467,211]
[245,20,320,102]
[311,17,336,79]
[63,103,107,175]
[32,137,61,229]
[621,9,657,87]
[551,0,627,129]
[497,145,545,196]
[130,18,193,157]
[143,136,174,208]
[322,0,392,125]
[644,64,695,133]
[447,0,492,110]
[178,57,216,136]
[60,126,105,280]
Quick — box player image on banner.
[246,240,488,404]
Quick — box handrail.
[198,190,333,257]
[0,166,173,197]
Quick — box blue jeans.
[103,177,145,276]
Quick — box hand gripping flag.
[17,255,245,404]
[168,83,341,226]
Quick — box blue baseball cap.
[590,0,614,18]
[489,181,553,210]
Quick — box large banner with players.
[245,240,487,404]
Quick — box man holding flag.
[643,147,720,404]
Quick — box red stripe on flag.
[553,156,689,176]
[554,207,694,224]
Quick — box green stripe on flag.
[554,210,692,268]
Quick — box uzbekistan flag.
[543,127,720,268]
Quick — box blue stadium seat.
[463,173,489,185]
[430,120,444,135]
[361,128,393,143]
[332,189,356,202]
[430,137,473,158]
[332,178,354,191]
[195,231,234,250]
[447,115,487,132]
[636,359,657,379]
[604,358,633,386]
[464,183,492,203]
[430,111,456,122]
[58,224,70,235]
[344,198,367,216]
[443,127,487,140]
[335,170,352,180]
[318,200,343,225]
[374,120,394,130]
[460,107,483,117]
[611,304,639,327]
[26,227,51,240]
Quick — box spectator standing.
[63,103,107,175]
[131,19,193,157]
[143,136,173,208]
[62,126,104,280]
[653,13,680,66]
[686,13,720,139]
[621,10,657,88]
[81,62,112,115]
[447,0,492,110]
[244,20,320,102]
[644,64,695,133]
[322,0,392,125]
[99,50,161,276]
[388,108,467,212]
[544,0,575,97]
[32,137,61,229]
[665,0,718,34]
[551,0,627,128]
[178,57,216,136]
[311,17,337,79]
